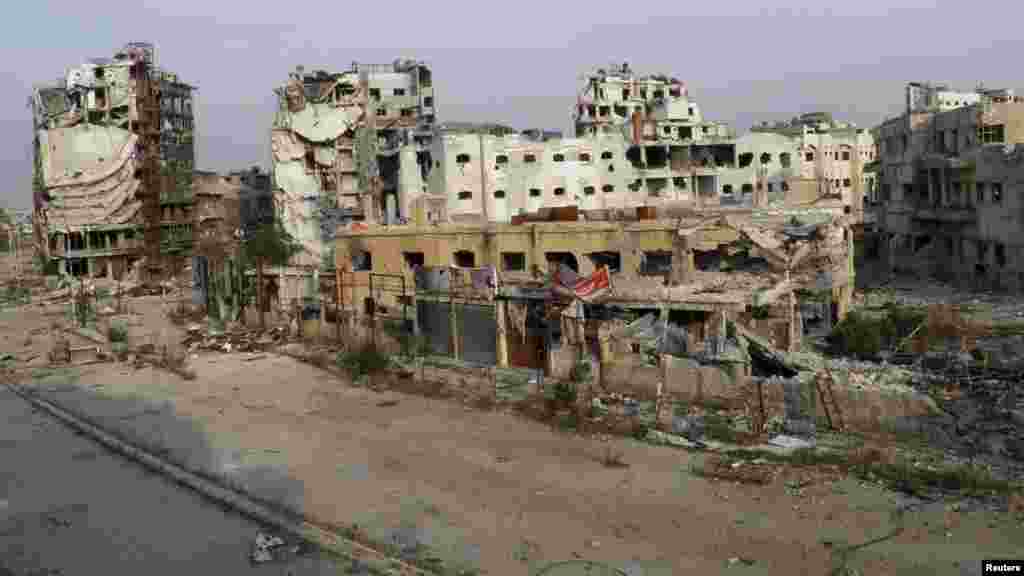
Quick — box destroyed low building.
[870,81,1024,292]
[31,42,196,279]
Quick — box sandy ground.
[1,274,1020,574]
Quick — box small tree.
[242,221,300,330]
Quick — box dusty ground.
[1,261,1022,575]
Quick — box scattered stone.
[251,532,286,564]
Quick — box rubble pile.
[181,324,286,354]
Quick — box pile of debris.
[181,324,287,354]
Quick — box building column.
[496,299,509,368]
[106,259,114,279]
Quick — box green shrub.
[336,344,390,377]
[107,321,128,343]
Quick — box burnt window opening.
[738,153,754,168]
[352,251,372,271]
[723,184,734,194]
[587,251,621,273]
[673,177,687,189]
[494,189,506,199]
[579,152,592,162]
[601,151,614,160]
[759,152,771,165]
[553,153,566,162]
[602,184,615,193]
[553,187,566,196]
[403,252,425,269]
[457,190,472,200]
[641,251,672,276]
[529,188,542,197]
[583,186,596,195]
[456,153,471,164]
[502,252,526,271]
[524,153,537,163]
[453,251,476,268]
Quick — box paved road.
[0,386,349,576]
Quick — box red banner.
[572,266,610,299]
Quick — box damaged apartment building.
[871,81,1024,291]
[31,42,196,278]
[269,60,436,280]
[721,112,877,216]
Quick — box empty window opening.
[495,154,509,167]
[992,182,1003,204]
[613,104,628,117]
[524,153,537,163]
[738,153,754,168]
[393,88,406,96]
[400,108,413,117]
[628,180,642,192]
[456,153,471,164]
[403,252,425,269]
[914,235,932,252]
[304,149,316,172]
[369,88,381,99]
[759,152,771,165]
[996,243,1007,267]
[663,126,672,135]
[977,182,986,204]
[678,126,693,140]
[645,147,667,168]
[641,251,672,276]
[980,124,1005,144]
[352,251,372,271]
[601,151,614,160]
[602,184,615,193]
[723,184,734,194]
[553,187,566,196]
[583,186,596,195]
[376,108,386,116]
[741,183,754,194]
[529,188,542,197]
[653,90,664,99]
[843,178,852,188]
[626,146,643,168]
[457,190,472,200]
[502,252,526,271]
[673,177,687,189]
[586,251,621,273]
[494,189,506,199]
[841,150,851,161]
[423,96,434,107]
[608,164,615,173]
[579,152,592,162]
[767,183,774,192]
[553,153,566,162]
[622,88,631,99]
[546,252,579,273]
[599,105,610,117]
[453,251,476,268]
[805,151,815,162]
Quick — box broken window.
[453,251,475,268]
[553,153,566,162]
[524,153,537,163]
[640,251,672,276]
[602,184,614,193]
[457,190,472,200]
[494,190,506,199]
[403,252,425,269]
[673,177,687,189]
[352,251,372,271]
[992,182,1003,204]
[843,178,851,188]
[579,152,592,162]
[586,251,621,272]
[759,152,771,165]
[456,153,471,164]
[495,154,509,167]
[601,151,614,160]
[553,187,566,196]
[502,252,526,271]
[738,153,754,168]
[979,124,1005,144]
[529,188,541,197]
[583,186,595,195]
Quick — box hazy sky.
[3,0,1022,210]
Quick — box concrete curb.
[3,382,437,576]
